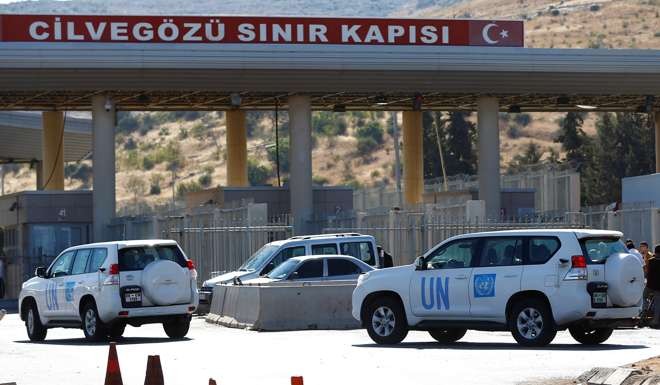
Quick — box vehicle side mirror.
[289,271,299,280]
[414,256,426,271]
[35,266,47,278]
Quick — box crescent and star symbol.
[482,23,509,45]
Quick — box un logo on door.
[474,274,496,298]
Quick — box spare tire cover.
[605,252,644,307]
[141,260,190,306]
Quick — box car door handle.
[504,274,519,278]
[455,276,468,280]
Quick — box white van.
[199,233,380,307]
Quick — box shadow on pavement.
[14,336,192,346]
[353,341,647,351]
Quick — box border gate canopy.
[0,14,659,112]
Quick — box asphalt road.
[1,314,660,385]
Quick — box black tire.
[25,302,47,341]
[569,326,613,345]
[108,324,126,340]
[163,317,190,339]
[365,296,408,345]
[508,298,557,347]
[81,301,107,341]
[429,328,467,344]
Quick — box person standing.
[626,240,644,266]
[646,245,660,328]
[640,242,654,275]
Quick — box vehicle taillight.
[564,255,588,281]
[187,260,198,281]
[103,264,120,286]
[187,260,195,270]
[571,255,587,268]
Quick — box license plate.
[593,292,607,304]
[125,292,142,303]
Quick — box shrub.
[149,173,163,195]
[123,137,137,150]
[117,113,139,134]
[266,137,290,173]
[141,156,155,171]
[312,175,329,186]
[191,122,211,139]
[198,173,212,187]
[176,180,202,198]
[507,125,521,139]
[356,121,384,144]
[248,158,271,185]
[356,137,379,156]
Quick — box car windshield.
[267,259,299,280]
[239,244,279,272]
[580,237,628,264]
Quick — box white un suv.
[19,240,199,342]
[352,229,644,347]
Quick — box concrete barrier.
[206,281,360,331]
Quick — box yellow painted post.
[402,111,424,206]
[226,110,248,187]
[41,111,65,190]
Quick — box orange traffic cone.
[291,376,304,385]
[209,379,217,385]
[104,342,123,385]
[144,355,164,385]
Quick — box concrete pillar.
[92,95,116,242]
[288,95,313,235]
[655,113,660,173]
[477,97,501,219]
[41,111,65,190]
[226,110,248,187]
[402,111,424,206]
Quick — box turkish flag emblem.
[468,20,524,47]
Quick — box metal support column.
[92,95,116,242]
[477,97,501,219]
[288,95,313,235]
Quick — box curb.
[577,367,660,385]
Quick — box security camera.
[104,97,113,112]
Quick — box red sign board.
[0,15,523,46]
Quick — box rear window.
[580,237,627,264]
[118,245,187,271]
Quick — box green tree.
[423,111,477,179]
[508,141,544,173]
[556,112,588,170]
[248,158,272,185]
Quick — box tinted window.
[479,238,523,267]
[87,248,108,273]
[327,259,362,276]
[262,246,306,275]
[527,237,561,265]
[71,249,92,275]
[340,242,375,266]
[118,245,186,271]
[311,243,338,255]
[580,238,627,264]
[49,251,76,277]
[267,259,299,280]
[294,260,324,279]
[426,239,478,270]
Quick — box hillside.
[1,0,658,213]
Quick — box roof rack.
[287,233,364,240]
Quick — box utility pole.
[391,111,402,207]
